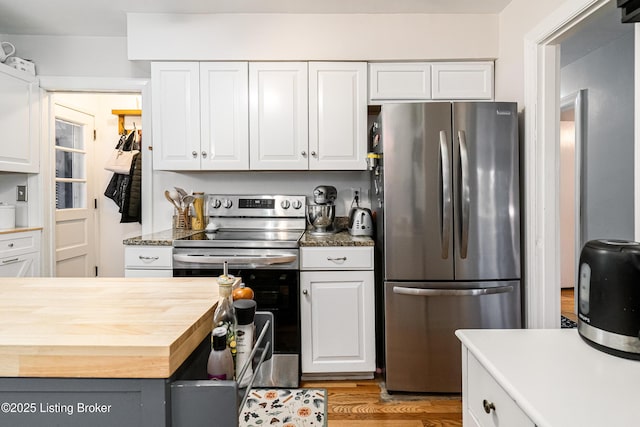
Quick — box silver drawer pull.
[327,257,347,262]
[483,399,495,414]
[138,255,160,261]
[2,258,19,264]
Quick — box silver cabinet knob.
[8,243,14,248]
[201,151,207,158]
[311,151,317,157]
[192,151,198,158]
[302,289,308,295]
[301,151,307,157]
[483,399,495,414]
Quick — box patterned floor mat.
[239,388,327,427]
[561,315,577,328]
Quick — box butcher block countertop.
[0,277,219,379]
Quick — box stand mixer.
[306,185,338,235]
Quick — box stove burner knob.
[222,199,233,209]
[280,200,291,209]
[210,199,221,209]
[292,200,303,209]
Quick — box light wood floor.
[301,289,576,425]
[300,377,462,426]
[561,288,577,322]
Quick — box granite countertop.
[122,228,200,246]
[0,227,43,235]
[124,217,373,247]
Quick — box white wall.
[152,170,368,231]
[0,35,149,78]
[0,173,29,226]
[561,32,635,241]
[52,92,142,277]
[127,13,499,61]
[496,0,564,106]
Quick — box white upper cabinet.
[368,62,432,102]
[200,62,249,170]
[152,62,249,170]
[368,61,494,103]
[152,62,201,170]
[308,62,367,170]
[249,62,309,170]
[431,62,494,100]
[0,64,39,173]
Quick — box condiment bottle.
[233,299,257,387]
[207,326,234,380]
[212,262,237,365]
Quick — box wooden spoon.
[164,190,181,210]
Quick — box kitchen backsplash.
[0,173,28,227]
[152,170,370,231]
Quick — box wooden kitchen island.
[0,277,245,427]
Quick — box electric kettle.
[348,207,373,237]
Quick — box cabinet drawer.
[124,246,172,269]
[467,353,534,427]
[301,247,373,270]
[0,230,40,257]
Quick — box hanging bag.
[104,131,139,175]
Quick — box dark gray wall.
[561,31,635,242]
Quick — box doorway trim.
[38,76,151,276]
[523,0,620,328]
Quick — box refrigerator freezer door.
[384,280,521,393]
[453,102,520,281]
[381,103,454,281]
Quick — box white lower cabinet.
[124,245,173,277]
[463,350,534,427]
[300,246,375,376]
[0,230,41,277]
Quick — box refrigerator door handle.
[439,130,452,259]
[392,284,514,297]
[458,130,470,259]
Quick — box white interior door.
[53,103,97,277]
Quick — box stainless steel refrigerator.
[370,102,522,393]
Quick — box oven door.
[173,247,300,354]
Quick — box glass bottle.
[212,269,237,366]
[207,326,234,380]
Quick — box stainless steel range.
[172,194,306,387]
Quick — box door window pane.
[55,118,86,210]
[55,150,85,179]
[56,182,86,210]
[56,119,84,150]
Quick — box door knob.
[483,399,495,414]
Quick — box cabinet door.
[308,62,367,170]
[151,62,201,170]
[0,252,39,277]
[368,62,432,103]
[200,62,249,170]
[300,270,375,374]
[0,65,39,173]
[249,62,308,170]
[431,62,494,100]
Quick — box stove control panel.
[206,195,306,218]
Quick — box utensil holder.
[173,209,192,230]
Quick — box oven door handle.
[173,254,297,266]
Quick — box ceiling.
[0,0,513,37]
